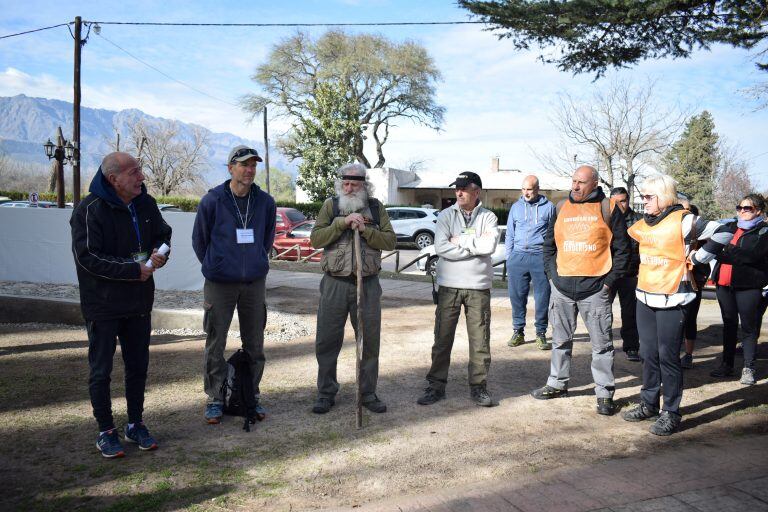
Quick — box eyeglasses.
[640,194,657,201]
[230,148,258,162]
[736,205,755,213]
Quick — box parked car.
[386,206,438,249]
[271,220,321,261]
[157,203,182,212]
[0,196,11,204]
[0,200,56,208]
[276,207,307,234]
[417,226,507,276]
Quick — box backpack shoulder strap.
[332,197,340,218]
[367,198,381,227]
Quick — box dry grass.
[1,292,766,511]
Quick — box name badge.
[131,251,148,263]
[236,228,255,244]
[461,227,476,236]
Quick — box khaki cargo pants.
[425,286,492,392]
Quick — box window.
[286,209,306,223]
[387,209,401,220]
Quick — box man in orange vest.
[531,165,630,416]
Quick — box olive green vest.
[321,204,383,277]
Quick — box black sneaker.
[680,353,693,369]
[622,402,660,422]
[470,385,494,407]
[625,349,640,362]
[649,410,681,436]
[417,387,445,405]
[362,394,387,413]
[531,385,568,400]
[596,397,615,416]
[710,364,734,378]
[311,396,335,414]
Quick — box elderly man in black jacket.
[71,152,171,458]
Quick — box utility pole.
[72,16,83,206]
[263,106,270,194]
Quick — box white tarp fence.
[0,208,205,291]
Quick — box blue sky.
[1,0,766,189]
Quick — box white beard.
[338,189,368,214]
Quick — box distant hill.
[0,94,296,186]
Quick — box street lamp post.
[43,126,77,208]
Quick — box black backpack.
[220,350,260,431]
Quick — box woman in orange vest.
[622,174,730,436]
[709,194,768,385]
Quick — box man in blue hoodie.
[71,152,172,458]
[192,145,276,425]
[505,175,556,350]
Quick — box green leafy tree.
[255,167,296,202]
[241,30,444,168]
[663,111,720,217]
[458,1,768,78]
[282,82,360,202]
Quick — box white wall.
[0,208,205,291]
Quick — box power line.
[85,20,483,27]
[94,31,239,108]
[0,23,71,40]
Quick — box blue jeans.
[507,251,551,334]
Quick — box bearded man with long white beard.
[309,163,396,415]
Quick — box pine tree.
[663,111,720,217]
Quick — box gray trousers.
[203,278,266,402]
[426,287,492,392]
[547,284,615,398]
[315,274,382,399]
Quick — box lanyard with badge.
[128,202,148,263]
[230,190,254,244]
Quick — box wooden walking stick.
[353,229,364,429]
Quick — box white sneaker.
[740,367,756,386]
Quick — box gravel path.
[1,280,314,341]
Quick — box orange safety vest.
[554,200,613,277]
[628,210,689,294]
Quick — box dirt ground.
[1,287,767,512]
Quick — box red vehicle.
[275,207,307,235]
[271,221,321,261]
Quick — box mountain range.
[0,94,296,185]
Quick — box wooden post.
[353,230,364,429]
[72,16,82,206]
[263,106,270,194]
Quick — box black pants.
[716,286,763,369]
[684,289,703,341]
[87,314,151,432]
[610,276,639,352]
[637,301,687,415]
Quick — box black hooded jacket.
[70,168,172,321]
[543,187,630,301]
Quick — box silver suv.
[386,207,438,249]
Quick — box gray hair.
[334,162,375,196]
[101,152,135,178]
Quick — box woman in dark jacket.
[710,193,768,385]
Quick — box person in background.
[609,187,642,362]
[505,175,555,350]
[622,174,730,436]
[709,193,768,385]
[676,196,710,369]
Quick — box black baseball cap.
[449,171,482,189]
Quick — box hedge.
[0,189,510,223]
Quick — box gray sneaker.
[507,330,525,347]
[535,333,552,351]
[680,353,693,369]
[740,367,756,386]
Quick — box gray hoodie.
[435,201,499,290]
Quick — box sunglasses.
[230,148,258,162]
[640,194,657,201]
[736,205,755,213]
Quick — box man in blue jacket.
[506,175,556,350]
[192,145,276,424]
